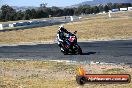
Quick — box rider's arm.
[64,28,69,33]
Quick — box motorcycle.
[58,31,82,55]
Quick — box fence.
[0,16,81,30]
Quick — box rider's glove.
[59,39,63,42]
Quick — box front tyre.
[74,44,82,55]
[77,47,82,55]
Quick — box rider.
[57,25,69,51]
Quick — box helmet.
[59,25,64,29]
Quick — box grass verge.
[0,60,132,88]
[0,11,132,44]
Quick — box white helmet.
[59,25,64,28]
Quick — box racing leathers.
[57,27,69,51]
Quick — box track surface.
[0,40,132,65]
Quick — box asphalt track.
[0,40,132,65]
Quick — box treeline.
[75,3,132,15]
[0,3,132,22]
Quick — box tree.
[85,7,91,14]
[51,6,63,17]
[121,3,131,8]
[74,8,80,15]
[42,8,53,17]
[1,5,16,21]
[40,3,47,8]
[63,8,74,16]
[75,6,85,15]
[104,5,110,12]
[107,3,113,10]
[92,6,99,14]
[23,9,32,20]
[98,4,104,12]
[112,3,119,9]
[36,9,48,18]
[31,9,37,19]
[0,11,2,21]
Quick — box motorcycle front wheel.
[74,44,82,55]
